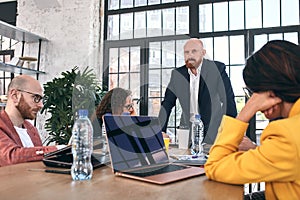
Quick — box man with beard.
[159,38,237,145]
[0,75,59,166]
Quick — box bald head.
[8,75,43,93]
[184,38,204,49]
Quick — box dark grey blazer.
[158,59,237,144]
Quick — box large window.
[103,0,300,142]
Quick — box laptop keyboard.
[123,164,188,177]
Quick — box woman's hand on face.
[262,103,281,119]
[250,91,282,112]
[237,91,282,123]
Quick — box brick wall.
[16,0,103,142]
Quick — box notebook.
[103,115,205,185]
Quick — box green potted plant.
[41,66,105,145]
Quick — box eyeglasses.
[242,87,253,99]
[124,103,134,110]
[17,89,44,103]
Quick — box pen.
[45,169,71,175]
[170,155,178,160]
[28,168,71,175]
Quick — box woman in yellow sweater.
[204,40,300,200]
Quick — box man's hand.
[162,132,171,143]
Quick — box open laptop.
[103,115,205,185]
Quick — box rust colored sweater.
[0,110,57,166]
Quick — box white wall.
[16,0,103,141]
[17,0,103,82]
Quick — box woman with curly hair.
[91,88,136,137]
[96,87,136,120]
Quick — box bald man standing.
[0,75,58,166]
[159,38,237,144]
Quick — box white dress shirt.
[188,62,202,122]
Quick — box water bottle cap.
[195,114,201,119]
[78,109,88,117]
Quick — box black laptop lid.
[104,115,169,172]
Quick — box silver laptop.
[103,115,205,185]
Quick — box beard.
[185,59,196,69]
[16,95,38,120]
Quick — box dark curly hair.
[243,40,300,103]
[95,87,132,120]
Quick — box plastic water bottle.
[71,109,93,181]
[100,122,108,156]
[190,114,204,156]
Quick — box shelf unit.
[0,62,45,75]
[0,20,48,76]
[0,20,48,108]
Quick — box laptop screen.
[104,115,169,172]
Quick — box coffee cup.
[177,128,189,149]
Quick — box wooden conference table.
[0,149,243,200]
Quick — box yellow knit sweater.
[205,99,300,200]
